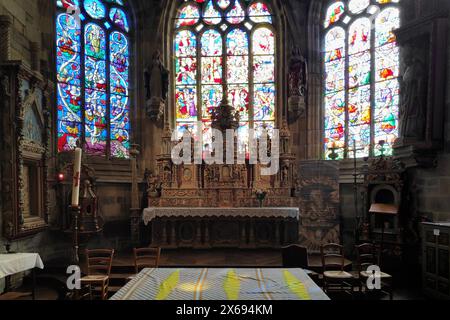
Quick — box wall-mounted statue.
[288,46,307,123]
[399,45,427,140]
[145,50,169,122]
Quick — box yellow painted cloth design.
[155,270,181,300]
[223,270,241,300]
[283,270,311,300]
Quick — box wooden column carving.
[1,62,50,240]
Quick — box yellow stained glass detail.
[283,270,311,300]
[223,269,241,300]
[155,270,181,300]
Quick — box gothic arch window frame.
[55,0,134,160]
[170,0,281,153]
[321,0,401,160]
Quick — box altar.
[143,207,300,249]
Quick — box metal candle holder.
[71,205,81,265]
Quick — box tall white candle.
[71,147,82,207]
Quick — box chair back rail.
[134,247,161,273]
[281,245,309,269]
[321,243,345,272]
[355,243,380,272]
[86,249,115,276]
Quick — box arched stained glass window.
[174,0,276,155]
[323,0,400,159]
[56,0,131,159]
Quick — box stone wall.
[409,14,450,220]
[0,0,448,275]
[335,0,450,257]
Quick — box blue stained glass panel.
[201,57,222,84]
[57,14,81,52]
[323,1,400,158]
[176,86,198,121]
[85,88,108,155]
[248,2,272,24]
[254,84,275,121]
[56,0,131,158]
[84,0,106,19]
[109,7,129,32]
[201,30,222,56]
[110,94,130,158]
[175,30,197,57]
[227,0,245,24]
[253,27,275,55]
[57,48,82,86]
[85,56,107,91]
[253,55,275,83]
[58,0,80,9]
[204,0,222,25]
[226,29,249,55]
[228,85,249,121]
[85,23,107,60]
[202,85,223,120]
[176,57,197,85]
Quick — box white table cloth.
[111,268,329,301]
[0,253,44,279]
[143,207,300,225]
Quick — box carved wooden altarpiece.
[1,62,52,239]
[143,120,301,248]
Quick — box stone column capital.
[0,15,12,62]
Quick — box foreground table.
[111,268,329,301]
[0,253,44,300]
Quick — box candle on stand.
[71,147,82,207]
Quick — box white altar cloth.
[143,207,300,225]
[0,253,44,279]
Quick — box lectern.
[369,203,399,266]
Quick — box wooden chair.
[281,245,319,281]
[0,292,33,301]
[355,243,393,300]
[320,243,354,296]
[133,247,161,274]
[79,249,114,300]
[282,245,309,269]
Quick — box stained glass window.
[323,0,400,159]
[56,0,131,158]
[174,0,276,155]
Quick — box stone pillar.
[129,144,141,243]
[0,15,13,62]
[30,41,41,73]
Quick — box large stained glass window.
[56,0,131,159]
[323,0,400,159]
[174,0,276,154]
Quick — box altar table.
[0,253,44,300]
[111,268,329,301]
[143,207,300,224]
[143,207,300,248]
